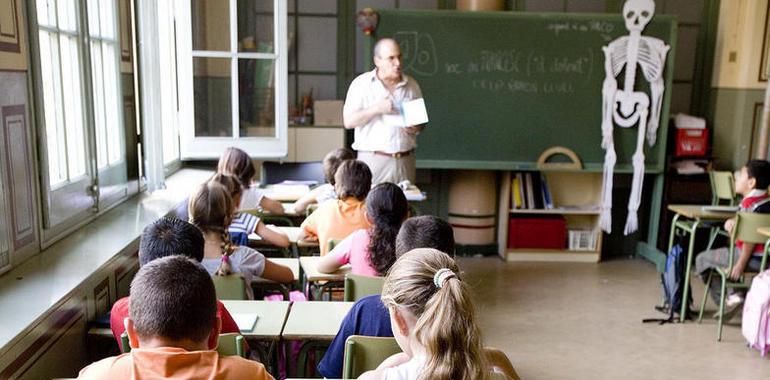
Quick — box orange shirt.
[301,197,371,256]
[77,347,274,379]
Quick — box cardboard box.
[313,100,344,126]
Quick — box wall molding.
[2,104,36,250]
[761,2,770,82]
[0,0,21,53]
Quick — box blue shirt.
[317,294,393,378]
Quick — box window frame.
[175,0,289,160]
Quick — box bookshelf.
[497,170,604,263]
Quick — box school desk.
[263,184,311,202]
[250,258,300,299]
[249,226,319,257]
[299,256,351,300]
[666,204,735,322]
[221,300,291,374]
[282,301,354,377]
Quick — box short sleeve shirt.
[330,229,379,276]
[201,246,266,299]
[344,69,423,153]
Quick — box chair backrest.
[260,161,325,186]
[344,273,385,302]
[216,333,246,357]
[328,239,341,252]
[710,171,736,206]
[343,336,402,379]
[211,274,248,300]
[120,331,130,353]
[732,212,770,246]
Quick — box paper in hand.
[381,98,429,128]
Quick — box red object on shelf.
[507,216,566,249]
[675,128,709,157]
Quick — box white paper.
[401,98,429,126]
[380,98,429,128]
[232,313,258,332]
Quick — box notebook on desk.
[232,313,259,332]
[701,205,739,213]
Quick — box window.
[30,0,127,237]
[176,0,288,159]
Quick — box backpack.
[742,270,770,356]
[643,238,692,324]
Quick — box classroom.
[1,0,770,378]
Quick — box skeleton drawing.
[599,0,670,235]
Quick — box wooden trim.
[750,102,764,160]
[2,104,36,250]
[0,306,83,378]
[0,0,21,53]
[760,2,770,82]
[120,0,133,63]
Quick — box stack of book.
[511,172,553,210]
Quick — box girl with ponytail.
[359,248,511,380]
[189,177,293,299]
[317,182,408,276]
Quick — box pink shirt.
[330,229,379,276]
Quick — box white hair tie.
[433,268,457,289]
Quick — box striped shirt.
[228,213,260,246]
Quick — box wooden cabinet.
[497,170,604,262]
[286,125,345,162]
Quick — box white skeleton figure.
[600,0,670,235]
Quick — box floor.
[458,256,770,380]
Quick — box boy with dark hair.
[79,256,274,379]
[317,216,456,378]
[299,160,373,256]
[292,148,355,214]
[695,159,770,319]
[395,215,456,257]
[110,218,240,351]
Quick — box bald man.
[343,38,426,184]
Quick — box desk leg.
[667,214,681,258]
[679,220,700,322]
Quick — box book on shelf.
[541,173,553,209]
[510,171,556,211]
[511,174,522,209]
[524,172,535,210]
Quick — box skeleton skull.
[623,0,655,32]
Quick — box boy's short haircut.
[129,255,216,343]
[395,215,456,257]
[746,159,770,190]
[323,148,355,185]
[139,218,205,266]
[334,160,372,200]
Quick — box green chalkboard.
[370,10,677,172]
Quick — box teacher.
[343,38,426,184]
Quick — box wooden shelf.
[509,208,600,215]
[505,249,600,263]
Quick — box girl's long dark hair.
[366,183,408,275]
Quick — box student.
[189,180,293,299]
[218,146,285,215]
[695,159,770,318]
[109,217,240,352]
[317,216,455,378]
[292,148,355,214]
[210,173,290,248]
[299,159,373,256]
[359,248,507,380]
[317,182,408,276]
[78,256,274,379]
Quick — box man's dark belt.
[370,150,413,159]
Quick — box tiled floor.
[458,256,770,380]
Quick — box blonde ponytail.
[381,248,489,380]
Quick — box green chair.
[342,336,402,379]
[310,239,344,300]
[120,331,130,353]
[343,274,385,302]
[705,171,737,249]
[697,212,770,341]
[328,238,341,252]
[212,274,248,300]
[306,203,319,217]
[216,333,247,357]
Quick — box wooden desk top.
[282,301,354,340]
[263,184,310,202]
[220,300,290,340]
[252,258,299,283]
[667,204,736,221]
[757,227,770,238]
[300,256,351,282]
[249,226,319,248]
